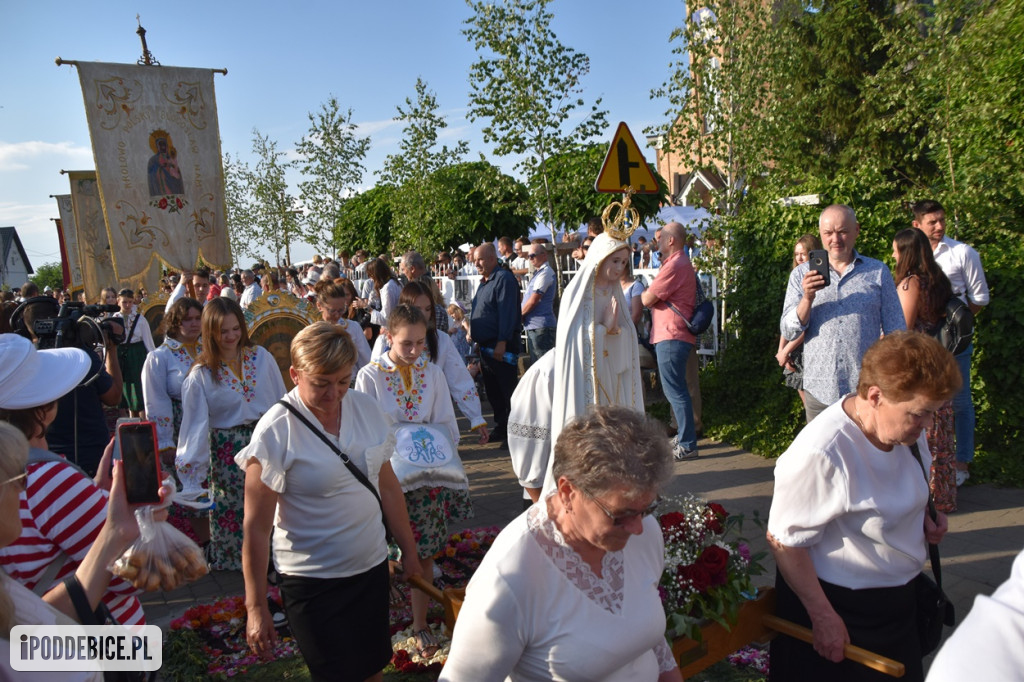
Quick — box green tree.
[464,0,609,233]
[653,0,1024,483]
[380,78,469,252]
[295,97,371,256]
[335,184,395,257]
[30,262,64,292]
[421,160,534,253]
[223,130,300,266]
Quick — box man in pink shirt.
[641,221,699,460]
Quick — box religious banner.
[74,61,232,278]
[66,171,119,298]
[52,196,84,292]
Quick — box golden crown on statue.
[601,187,640,241]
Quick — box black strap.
[909,442,944,588]
[664,272,706,320]
[62,575,99,625]
[123,311,141,345]
[275,400,391,540]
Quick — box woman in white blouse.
[312,278,371,374]
[237,322,420,680]
[175,298,286,571]
[141,297,206,543]
[370,281,490,443]
[440,406,682,682]
[114,288,156,417]
[366,258,401,331]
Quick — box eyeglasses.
[2,471,27,492]
[580,487,659,526]
[320,306,347,316]
[582,244,590,251]
[527,253,540,259]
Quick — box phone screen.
[118,422,162,504]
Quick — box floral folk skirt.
[928,401,956,513]
[399,486,473,560]
[166,399,203,544]
[208,423,256,571]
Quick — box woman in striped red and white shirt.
[0,336,145,625]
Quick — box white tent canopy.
[528,205,713,243]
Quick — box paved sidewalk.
[142,426,1024,669]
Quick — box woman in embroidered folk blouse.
[313,278,372,374]
[355,304,473,660]
[175,298,286,571]
[440,406,682,682]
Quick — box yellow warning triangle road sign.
[594,122,660,194]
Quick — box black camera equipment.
[10,296,123,351]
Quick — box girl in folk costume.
[176,298,286,570]
[114,288,155,417]
[141,297,207,543]
[355,304,473,659]
[541,214,644,492]
[313,278,372,374]
[371,281,490,444]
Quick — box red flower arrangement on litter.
[658,495,767,641]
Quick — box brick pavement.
[142,423,1024,672]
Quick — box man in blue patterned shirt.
[781,204,906,422]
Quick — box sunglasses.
[2,471,27,492]
[581,487,659,525]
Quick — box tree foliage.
[657,0,1024,483]
[380,78,469,255]
[335,184,395,257]
[421,160,534,252]
[295,97,371,256]
[464,0,608,228]
[30,262,64,292]
[222,130,300,266]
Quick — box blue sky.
[0,0,684,269]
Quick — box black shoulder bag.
[62,575,148,682]
[909,442,956,655]
[275,400,392,543]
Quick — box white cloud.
[353,118,400,136]
[0,140,93,171]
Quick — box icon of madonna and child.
[147,129,185,197]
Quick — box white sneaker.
[956,470,970,487]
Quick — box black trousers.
[279,561,391,682]
[769,569,922,682]
[480,353,518,430]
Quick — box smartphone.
[808,249,830,287]
[116,421,162,505]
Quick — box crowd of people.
[0,197,996,681]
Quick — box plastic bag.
[109,476,208,591]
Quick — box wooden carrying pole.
[762,614,906,678]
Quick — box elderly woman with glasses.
[440,406,683,682]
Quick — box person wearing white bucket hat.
[0,334,158,626]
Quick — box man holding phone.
[780,204,906,422]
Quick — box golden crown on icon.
[601,187,640,241]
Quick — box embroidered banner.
[74,61,232,277]
[53,196,84,292]
[66,171,162,297]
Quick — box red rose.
[159,197,168,209]
[678,563,712,593]
[176,197,184,208]
[699,545,730,586]
[659,511,687,535]
[705,503,727,534]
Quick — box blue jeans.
[526,327,556,363]
[656,339,698,452]
[953,343,975,464]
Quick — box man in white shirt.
[913,199,990,485]
[239,269,263,309]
